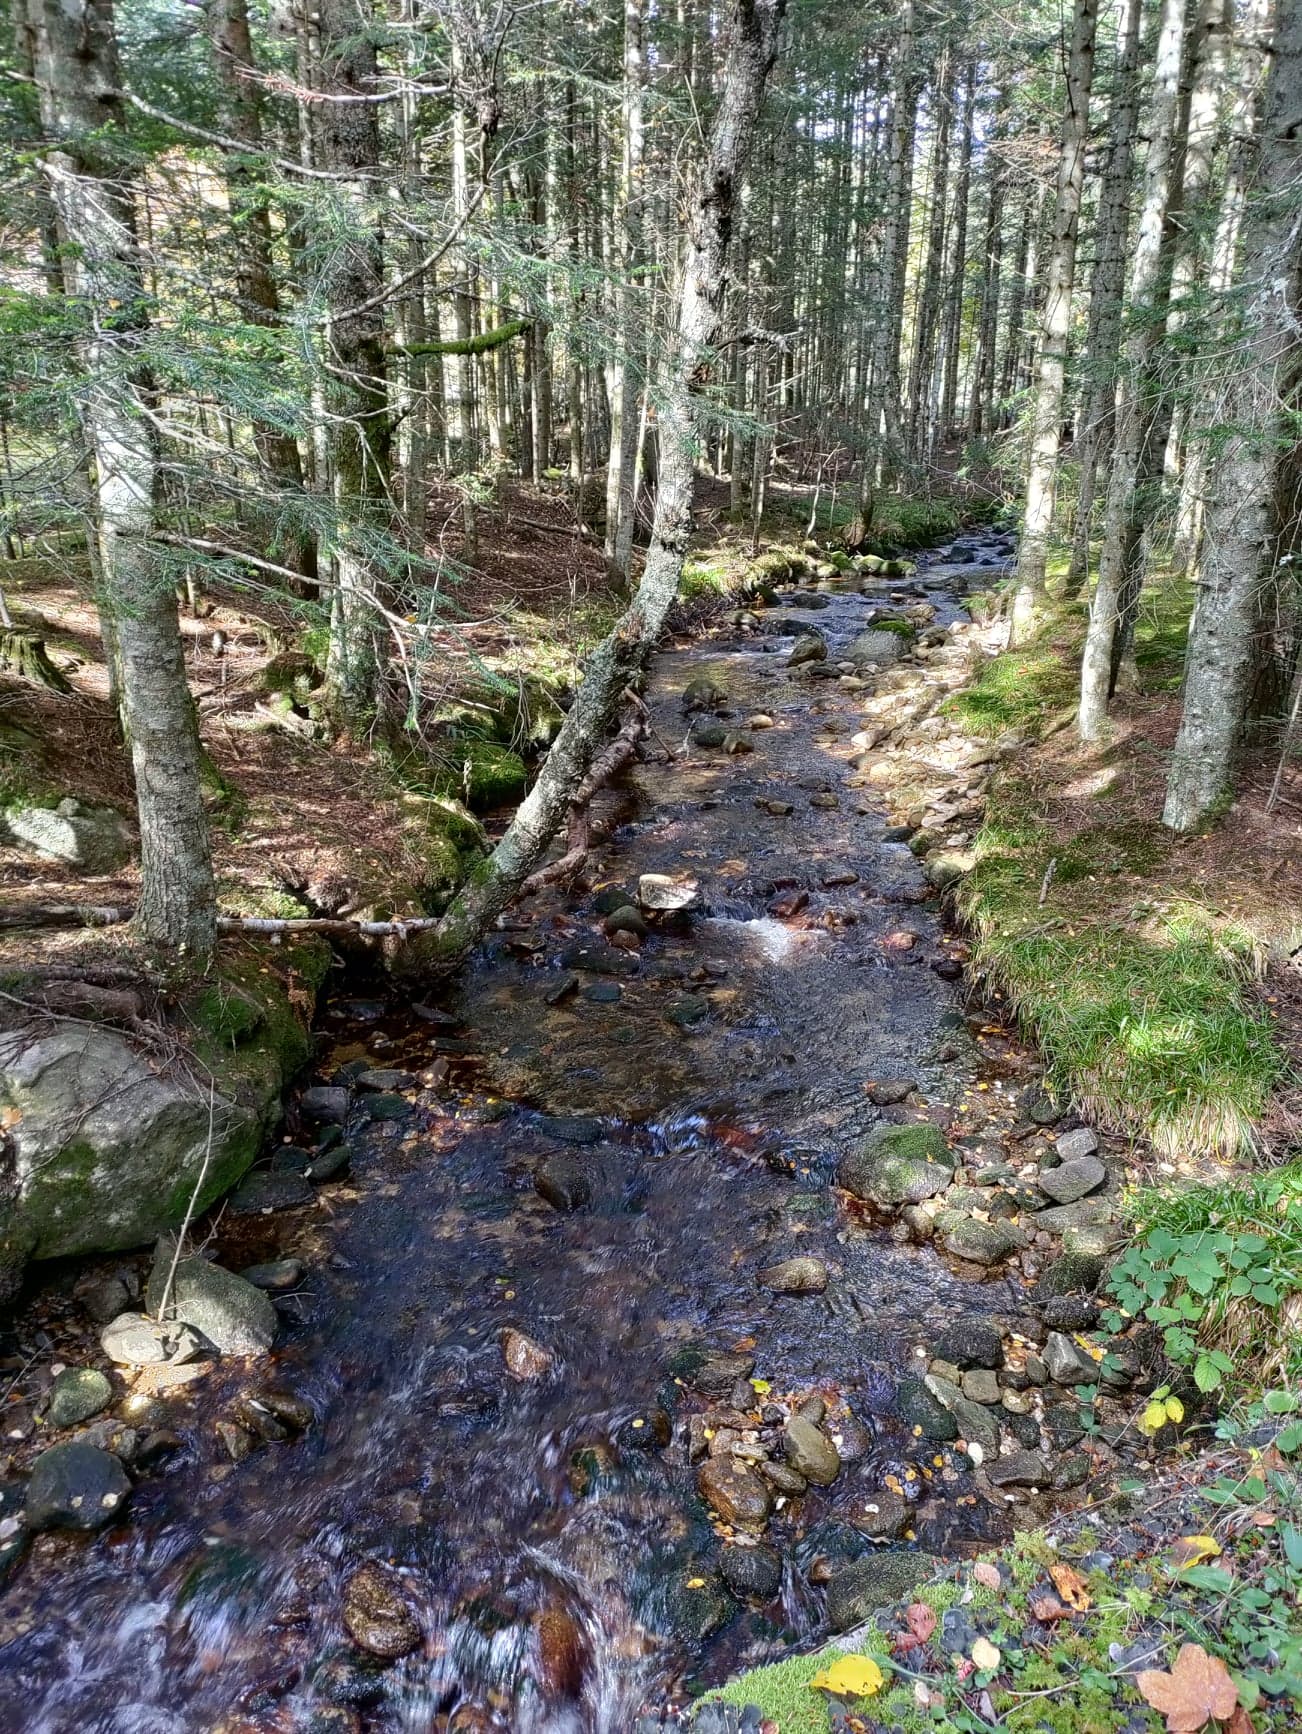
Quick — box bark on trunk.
[604,0,646,585]
[315,0,392,724]
[1010,0,1098,640]
[1066,0,1144,594]
[1079,0,1189,740]
[1163,0,1301,830]
[28,0,216,959]
[414,0,787,973]
[207,0,315,583]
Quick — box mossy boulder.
[0,943,326,1280]
[435,738,528,812]
[825,1551,935,1631]
[838,1122,954,1206]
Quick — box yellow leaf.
[749,1378,771,1395]
[971,1636,1001,1672]
[685,1576,706,1589]
[1164,1395,1185,1424]
[1167,1534,1221,1570]
[809,1655,885,1699]
[1141,1400,1169,1435]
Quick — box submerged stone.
[25,1442,130,1533]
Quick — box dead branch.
[0,903,133,930]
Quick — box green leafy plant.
[1104,1167,1302,1391]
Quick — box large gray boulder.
[0,952,324,1288]
[846,630,906,669]
[1,798,133,873]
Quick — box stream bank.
[0,529,1154,1733]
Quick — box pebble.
[783,1415,840,1486]
[502,1329,554,1380]
[698,1456,772,1529]
[1054,1126,1099,1161]
[1038,1155,1106,1204]
[25,1442,131,1532]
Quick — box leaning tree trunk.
[418,0,788,972]
[28,0,215,957]
[1009,0,1098,641]
[1163,0,1302,830]
[1079,0,1189,740]
[1065,0,1144,596]
[315,0,392,726]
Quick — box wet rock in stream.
[341,1561,423,1659]
[25,1442,131,1533]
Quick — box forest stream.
[0,532,1067,1733]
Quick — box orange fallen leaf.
[1135,1643,1239,1732]
[1048,1562,1091,1611]
[973,1561,1001,1591]
[1223,1707,1254,1734]
[1030,1592,1072,1623]
[906,1601,937,1642]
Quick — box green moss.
[429,735,527,808]
[945,629,1081,738]
[862,1121,950,1165]
[873,617,916,639]
[958,798,1286,1157]
[700,1647,847,1732]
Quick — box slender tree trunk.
[1163,0,1301,828]
[938,59,976,442]
[316,0,391,725]
[207,0,315,583]
[1066,0,1144,595]
[969,86,1009,439]
[423,0,788,970]
[28,0,215,956]
[604,0,646,584]
[853,0,916,540]
[906,52,953,466]
[1080,0,1189,740]
[1010,0,1098,640]
[1170,0,1273,577]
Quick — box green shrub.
[1105,1166,1302,1392]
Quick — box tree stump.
[0,628,72,694]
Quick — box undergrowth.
[949,597,1288,1160]
[957,831,1285,1157]
[700,1448,1302,1729]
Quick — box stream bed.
[0,532,1085,1733]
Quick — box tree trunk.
[207,0,315,583]
[420,0,788,971]
[1010,0,1098,640]
[315,0,391,725]
[1169,0,1273,578]
[28,0,215,957]
[853,0,916,535]
[1066,0,1144,595]
[938,59,976,442]
[906,52,953,467]
[1163,0,1301,830]
[969,82,1009,439]
[1079,0,1189,740]
[604,0,646,584]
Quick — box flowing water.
[0,534,1038,1732]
